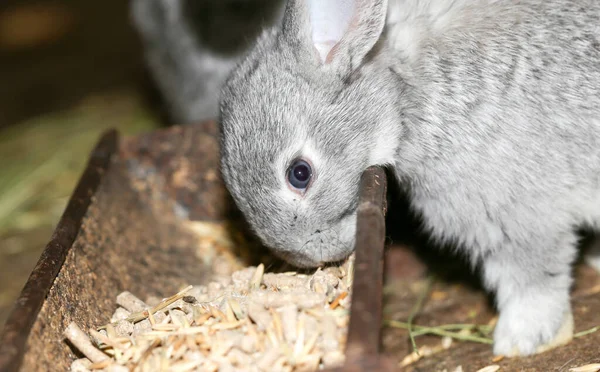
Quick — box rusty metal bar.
[0,130,119,372]
[331,166,393,371]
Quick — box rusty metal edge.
[0,129,119,372]
[330,166,393,372]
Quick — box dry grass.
[0,91,158,239]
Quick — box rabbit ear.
[282,0,388,76]
[307,0,356,63]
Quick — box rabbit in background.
[131,0,285,124]
[218,0,600,358]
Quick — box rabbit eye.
[287,159,313,191]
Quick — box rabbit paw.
[493,301,573,357]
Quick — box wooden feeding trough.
[0,122,598,372]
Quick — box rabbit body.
[219,0,600,357]
[386,0,600,356]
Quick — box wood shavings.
[329,292,348,310]
[66,256,354,372]
[185,220,253,278]
[115,291,147,312]
[476,365,500,372]
[64,322,109,364]
[398,334,455,368]
[491,354,505,363]
[570,364,600,372]
[70,358,92,372]
[441,336,453,349]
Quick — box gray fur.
[219,0,600,357]
[130,0,285,123]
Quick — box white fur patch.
[369,118,400,166]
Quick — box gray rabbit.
[131,0,285,123]
[132,0,600,358]
[218,0,600,357]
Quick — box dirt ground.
[382,245,600,371]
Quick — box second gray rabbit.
[131,0,286,123]
[218,0,600,357]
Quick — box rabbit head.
[219,0,402,267]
